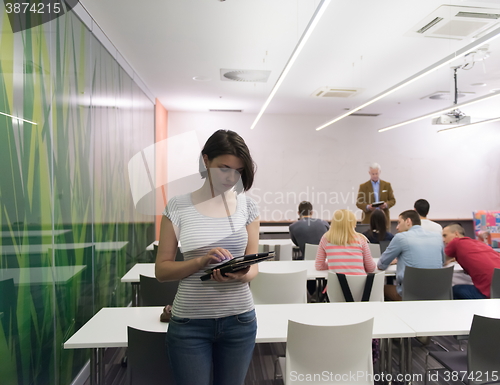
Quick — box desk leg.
[90,348,104,385]
[387,338,393,384]
[380,338,386,375]
[406,338,412,384]
[132,282,139,307]
[399,338,406,378]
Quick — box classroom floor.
[87,335,466,385]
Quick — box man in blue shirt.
[377,210,443,300]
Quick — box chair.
[139,275,179,306]
[127,327,176,385]
[368,243,381,258]
[250,270,307,304]
[426,314,500,385]
[379,240,391,254]
[491,268,500,298]
[327,272,385,302]
[402,266,454,301]
[303,243,319,261]
[355,223,370,234]
[280,318,374,385]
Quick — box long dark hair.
[369,210,387,243]
[199,130,256,192]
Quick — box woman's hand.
[212,266,251,282]
[198,247,233,269]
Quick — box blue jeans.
[166,309,257,385]
[453,284,488,299]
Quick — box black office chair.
[127,326,176,385]
[139,275,179,306]
[491,268,500,299]
[403,266,454,301]
[426,314,500,385]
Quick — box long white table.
[146,238,294,251]
[1,241,129,255]
[64,302,416,385]
[65,299,500,385]
[0,266,86,285]
[0,229,71,237]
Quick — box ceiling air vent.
[350,113,380,117]
[311,87,360,98]
[209,109,242,112]
[220,69,271,83]
[420,91,476,100]
[406,5,500,40]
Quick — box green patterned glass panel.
[0,3,155,384]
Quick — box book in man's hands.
[200,251,275,281]
[372,201,385,208]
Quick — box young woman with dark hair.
[363,209,394,244]
[156,129,259,385]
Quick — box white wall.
[167,111,500,222]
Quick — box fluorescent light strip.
[250,0,331,130]
[378,91,500,132]
[315,25,500,131]
[437,116,500,133]
[1,111,37,125]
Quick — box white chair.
[250,270,307,304]
[368,243,381,258]
[327,272,385,302]
[281,318,374,385]
[259,244,279,260]
[303,243,319,261]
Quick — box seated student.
[363,209,394,244]
[377,210,443,301]
[316,209,376,274]
[442,223,500,299]
[289,201,329,257]
[414,199,442,234]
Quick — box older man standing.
[443,223,500,299]
[356,163,396,229]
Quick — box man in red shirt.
[443,223,500,299]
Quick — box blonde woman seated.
[315,209,376,274]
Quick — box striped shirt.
[315,235,376,275]
[163,193,259,319]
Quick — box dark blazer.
[356,179,396,226]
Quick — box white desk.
[146,238,293,251]
[0,266,86,285]
[259,226,290,234]
[64,302,417,385]
[1,241,128,255]
[385,299,500,337]
[0,229,71,237]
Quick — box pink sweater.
[315,235,376,275]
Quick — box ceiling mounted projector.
[432,109,471,125]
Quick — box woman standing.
[315,209,375,274]
[155,130,260,385]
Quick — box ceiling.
[80,0,500,130]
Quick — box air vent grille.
[220,69,271,83]
[311,87,360,98]
[417,17,444,33]
[350,113,380,117]
[209,109,243,112]
[456,12,500,20]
